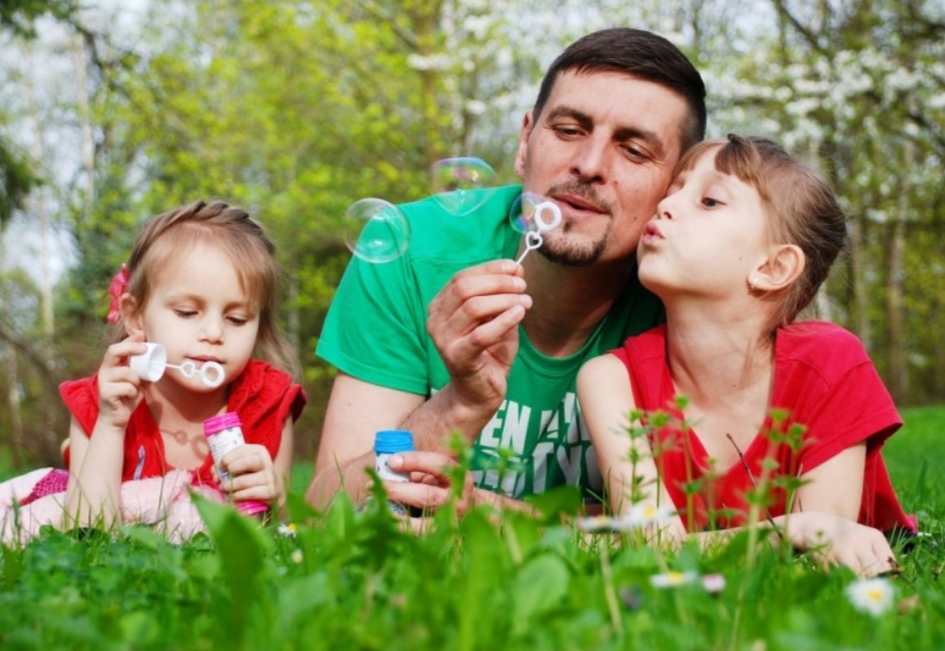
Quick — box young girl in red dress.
[1,200,304,541]
[578,135,914,577]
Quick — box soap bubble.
[510,191,560,234]
[344,198,410,264]
[431,157,496,215]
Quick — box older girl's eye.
[702,196,723,208]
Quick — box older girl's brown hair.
[115,200,300,380]
[675,134,847,335]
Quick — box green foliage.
[0,405,939,649]
[0,487,939,649]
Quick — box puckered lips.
[641,220,664,245]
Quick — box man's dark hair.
[533,28,707,150]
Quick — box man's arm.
[307,373,423,509]
[306,372,523,510]
[308,260,531,510]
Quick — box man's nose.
[570,135,610,183]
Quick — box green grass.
[885,405,945,518]
[1,406,943,650]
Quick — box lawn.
[0,405,943,650]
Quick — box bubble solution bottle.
[203,412,270,517]
[374,429,415,481]
[373,429,415,515]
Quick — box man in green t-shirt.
[307,27,707,513]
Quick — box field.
[1,405,943,650]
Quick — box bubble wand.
[514,200,562,265]
[130,342,226,388]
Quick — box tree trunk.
[2,333,24,468]
[885,131,912,403]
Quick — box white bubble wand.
[514,201,562,265]
[130,342,226,388]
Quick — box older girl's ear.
[751,244,805,293]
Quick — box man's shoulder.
[398,184,523,261]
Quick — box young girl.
[1,200,305,540]
[577,135,915,577]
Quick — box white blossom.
[845,578,895,616]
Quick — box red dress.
[610,322,915,533]
[59,360,306,485]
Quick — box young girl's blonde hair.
[674,134,848,335]
[114,200,301,379]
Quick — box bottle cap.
[373,429,415,454]
[204,412,241,436]
[237,499,270,516]
[129,342,167,382]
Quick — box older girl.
[578,135,914,576]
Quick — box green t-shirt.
[317,185,664,499]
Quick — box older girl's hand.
[787,511,898,577]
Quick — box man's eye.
[622,145,648,161]
[553,125,582,138]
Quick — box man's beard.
[537,221,609,266]
[535,179,613,266]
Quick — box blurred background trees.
[1,0,943,470]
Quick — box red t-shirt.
[610,322,915,533]
[59,359,306,485]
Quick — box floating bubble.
[431,157,497,215]
[509,192,563,266]
[344,198,410,264]
[509,191,562,234]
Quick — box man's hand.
[426,260,531,431]
[383,450,475,516]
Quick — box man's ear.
[751,244,805,292]
[514,110,534,179]
[120,295,143,335]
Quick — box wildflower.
[627,504,675,527]
[576,515,623,533]
[576,505,675,533]
[619,585,644,611]
[701,573,726,594]
[290,549,303,564]
[278,522,297,537]
[845,577,895,616]
[650,571,697,588]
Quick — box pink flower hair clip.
[106,263,130,324]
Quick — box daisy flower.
[627,504,675,528]
[650,571,698,588]
[576,505,675,533]
[278,523,298,537]
[845,578,895,616]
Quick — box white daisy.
[576,515,630,533]
[627,504,676,528]
[650,571,698,589]
[576,505,675,533]
[845,578,895,616]
[278,523,297,537]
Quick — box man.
[307,27,707,512]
